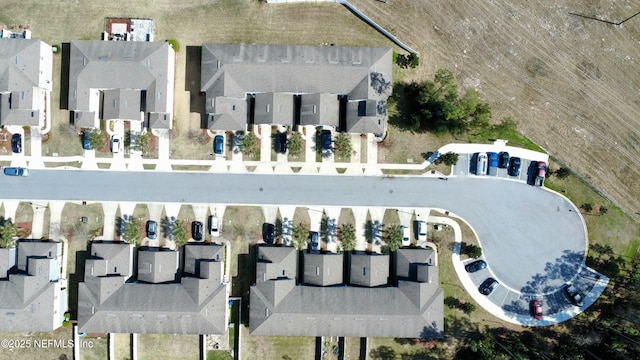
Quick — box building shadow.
[185,46,207,128]
[67,243,90,320]
[59,43,71,110]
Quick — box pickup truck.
[534,161,547,186]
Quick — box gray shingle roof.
[78,242,228,334]
[137,248,179,284]
[85,241,134,278]
[201,43,392,130]
[303,252,343,286]
[250,248,444,338]
[68,40,174,127]
[396,248,437,281]
[256,246,297,284]
[0,38,51,126]
[254,92,294,126]
[0,240,64,332]
[349,252,389,287]
[102,88,142,121]
[250,278,444,338]
[206,97,247,131]
[300,93,339,127]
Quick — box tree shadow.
[320,213,337,244]
[161,216,175,239]
[280,216,293,245]
[364,220,383,245]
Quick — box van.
[414,220,427,241]
[402,226,411,246]
[476,153,488,175]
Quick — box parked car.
[11,134,22,153]
[508,157,521,177]
[498,152,510,168]
[479,277,499,295]
[276,132,288,153]
[414,220,427,241]
[83,131,92,150]
[309,231,319,251]
[402,226,411,247]
[531,300,543,320]
[465,260,487,273]
[214,135,225,155]
[191,221,204,241]
[262,223,275,244]
[487,152,499,168]
[536,161,547,178]
[476,153,488,175]
[208,215,220,237]
[146,220,157,240]
[3,167,29,176]
[110,134,122,153]
[321,129,332,150]
[563,284,584,307]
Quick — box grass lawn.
[544,161,640,258]
[114,333,131,360]
[137,334,199,360]
[241,327,315,360]
[0,328,74,359]
[80,336,108,360]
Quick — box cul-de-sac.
[1,1,639,359]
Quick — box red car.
[536,161,547,178]
[532,300,543,320]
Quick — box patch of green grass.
[81,337,108,360]
[465,123,545,152]
[207,350,234,360]
[138,334,199,360]
[143,164,156,170]
[545,160,640,258]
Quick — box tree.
[384,224,403,252]
[87,130,105,150]
[435,151,459,166]
[132,132,150,155]
[460,302,476,315]
[334,132,352,160]
[339,223,356,252]
[241,131,258,157]
[599,206,608,215]
[464,244,483,259]
[123,217,142,246]
[556,167,571,179]
[171,220,189,247]
[291,222,308,251]
[0,219,17,249]
[580,203,593,212]
[287,131,303,158]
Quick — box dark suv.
[262,223,275,244]
[146,220,157,240]
[479,278,499,295]
[563,284,584,307]
[508,157,521,177]
[498,152,510,168]
[321,130,332,150]
[276,132,288,153]
[191,221,203,241]
[11,134,22,153]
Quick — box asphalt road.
[1,169,586,292]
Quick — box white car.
[208,215,220,237]
[402,226,411,247]
[415,220,427,242]
[110,134,122,153]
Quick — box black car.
[321,129,332,150]
[276,132,288,153]
[146,220,157,240]
[191,221,203,241]
[11,134,22,153]
[262,223,275,244]
[479,277,499,295]
[563,284,584,307]
[465,260,487,273]
[498,152,510,168]
[508,157,521,177]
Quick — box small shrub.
[555,167,570,179]
[580,203,593,212]
[599,206,608,215]
[460,302,476,315]
[464,244,482,259]
[167,39,179,52]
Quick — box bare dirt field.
[348,0,640,220]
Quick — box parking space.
[453,152,538,184]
